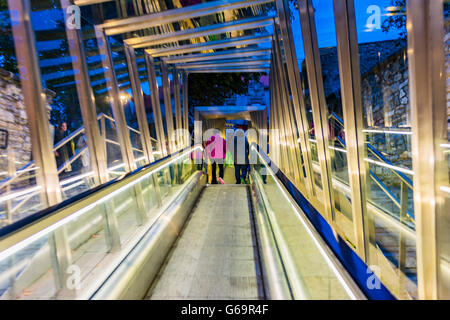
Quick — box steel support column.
[61,0,109,185]
[161,61,176,153]
[275,1,315,197]
[172,68,183,150]
[95,28,136,171]
[145,54,167,156]
[8,0,71,295]
[182,71,190,148]
[272,35,303,187]
[407,0,449,299]
[332,0,374,262]
[124,44,154,163]
[298,0,336,224]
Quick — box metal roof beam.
[96,0,275,36]
[145,34,272,57]
[124,15,275,48]
[176,59,270,69]
[163,48,271,64]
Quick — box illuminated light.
[364,158,414,175]
[440,186,450,194]
[440,143,450,149]
[252,146,359,300]
[329,146,347,154]
[60,172,95,186]
[0,147,201,262]
[16,167,39,174]
[362,129,412,135]
[61,180,85,192]
[108,162,126,172]
[0,186,42,204]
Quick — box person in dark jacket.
[232,130,249,184]
[54,122,71,170]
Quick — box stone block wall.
[0,68,54,186]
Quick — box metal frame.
[163,48,271,64]
[145,34,272,58]
[95,28,137,171]
[61,0,109,185]
[96,0,275,36]
[124,44,155,163]
[332,0,373,262]
[274,1,315,198]
[160,60,176,153]
[172,68,183,150]
[182,71,189,148]
[407,0,448,299]
[145,53,168,156]
[124,15,274,49]
[297,0,336,224]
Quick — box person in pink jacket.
[205,133,226,184]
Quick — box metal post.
[8,0,62,207]
[272,35,303,187]
[298,0,336,224]
[270,53,290,174]
[332,0,374,262]
[398,181,408,297]
[61,0,109,185]
[161,60,176,153]
[172,68,183,150]
[182,71,190,148]
[8,0,73,294]
[145,53,167,156]
[274,1,315,197]
[124,44,154,163]
[95,28,136,171]
[407,0,449,299]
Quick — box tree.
[381,0,407,39]
[188,72,262,107]
[0,0,17,73]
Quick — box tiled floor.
[146,185,264,300]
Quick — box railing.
[0,146,199,300]
[329,112,415,226]
[0,113,160,226]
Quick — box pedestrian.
[205,133,226,184]
[54,122,72,172]
[232,130,249,184]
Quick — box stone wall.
[360,46,412,168]
[0,68,54,183]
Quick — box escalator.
[0,146,365,300]
[146,185,264,300]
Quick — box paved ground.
[146,185,264,300]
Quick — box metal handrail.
[330,112,413,189]
[0,112,159,224]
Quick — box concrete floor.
[146,184,264,300]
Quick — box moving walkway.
[0,146,365,300]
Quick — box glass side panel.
[311,0,356,247]
[0,149,198,299]
[252,148,354,300]
[30,0,95,200]
[0,1,46,225]
[439,0,450,299]
[354,0,417,299]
